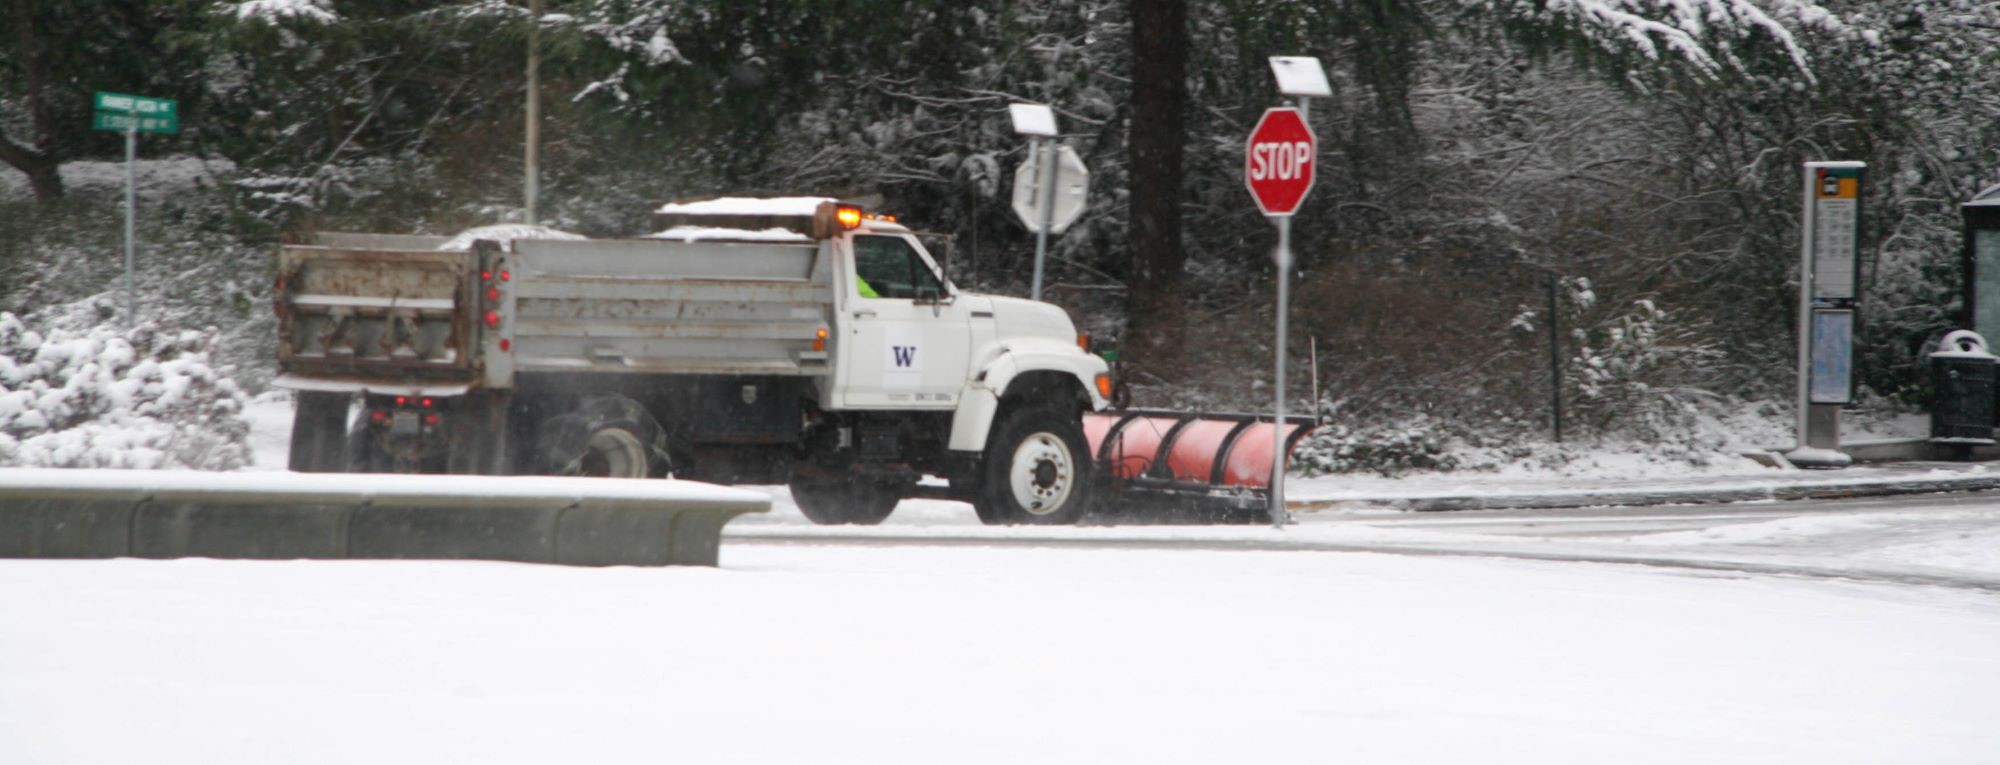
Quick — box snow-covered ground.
[3,546,1998,763]
[7,395,1991,762]
[0,156,235,202]
[243,390,297,467]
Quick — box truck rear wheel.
[346,421,385,473]
[789,478,901,525]
[974,405,1095,525]
[287,391,349,472]
[536,395,673,478]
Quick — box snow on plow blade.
[1084,410,1318,520]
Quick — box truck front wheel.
[789,478,901,525]
[974,405,1095,525]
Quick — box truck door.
[835,234,973,409]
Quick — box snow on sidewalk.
[1283,460,2000,514]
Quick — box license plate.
[391,410,418,435]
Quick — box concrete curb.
[0,470,769,566]
[1292,473,2000,513]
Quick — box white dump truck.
[274,198,1113,525]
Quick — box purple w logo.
[892,346,917,367]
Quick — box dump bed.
[274,234,476,392]
[274,232,837,394]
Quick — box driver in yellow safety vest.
[856,275,880,298]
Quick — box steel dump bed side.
[501,238,834,379]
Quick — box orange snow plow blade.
[1084,410,1317,520]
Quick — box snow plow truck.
[274,197,1313,524]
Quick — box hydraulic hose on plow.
[1084,409,1318,521]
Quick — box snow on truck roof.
[643,226,813,243]
[651,196,908,240]
[654,196,837,216]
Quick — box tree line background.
[6,0,1999,467]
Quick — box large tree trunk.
[1122,0,1187,378]
[2,0,64,201]
[0,141,61,200]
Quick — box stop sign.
[1244,107,1316,216]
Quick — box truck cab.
[816,207,1110,429]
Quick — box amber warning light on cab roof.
[811,201,894,238]
[810,201,855,238]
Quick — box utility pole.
[524,0,542,225]
[1547,272,1563,443]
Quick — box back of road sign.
[1011,143,1090,234]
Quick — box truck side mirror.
[915,232,955,284]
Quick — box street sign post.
[1011,143,1089,234]
[92,92,180,329]
[1008,102,1090,301]
[1245,103,1318,527]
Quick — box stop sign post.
[1245,104,1318,527]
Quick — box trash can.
[1931,329,1997,447]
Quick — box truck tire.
[287,391,349,472]
[974,405,1095,525]
[536,394,673,478]
[789,478,900,525]
[346,421,385,473]
[444,393,512,475]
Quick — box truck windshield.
[853,235,945,299]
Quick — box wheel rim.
[1008,432,1074,515]
[581,428,648,478]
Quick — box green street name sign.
[92,91,180,135]
[92,111,179,135]
[94,91,175,115]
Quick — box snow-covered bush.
[1,159,279,392]
[1295,391,1787,477]
[1561,286,1728,442]
[0,313,252,470]
[1292,415,1466,477]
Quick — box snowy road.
[730,486,2000,589]
[4,400,1983,761]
